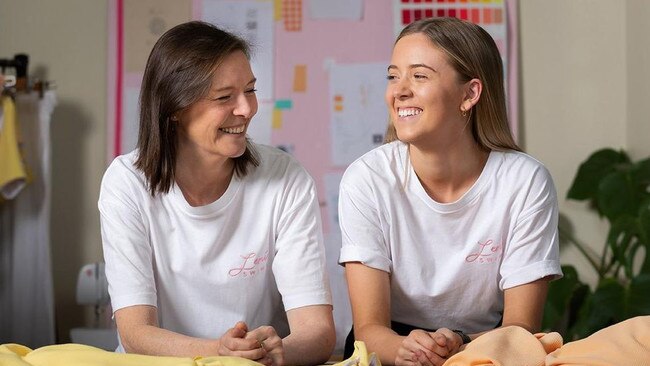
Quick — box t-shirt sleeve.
[337,165,392,273]
[98,161,157,312]
[499,165,563,290]
[272,161,332,311]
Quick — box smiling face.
[385,33,470,149]
[176,50,258,160]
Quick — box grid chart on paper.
[282,0,303,31]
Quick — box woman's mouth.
[397,107,423,118]
[219,125,246,134]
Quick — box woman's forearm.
[283,306,336,365]
[355,323,405,365]
[120,324,220,357]
[283,330,334,365]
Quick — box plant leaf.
[567,284,590,334]
[567,149,630,201]
[543,265,580,331]
[598,171,638,221]
[607,215,639,277]
[637,204,650,274]
[625,274,650,317]
[632,157,650,186]
[570,278,625,339]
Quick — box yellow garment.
[0,343,264,366]
[334,341,381,366]
[0,96,28,201]
[444,326,563,366]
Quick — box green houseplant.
[542,148,650,340]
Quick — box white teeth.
[398,108,422,118]
[220,126,245,134]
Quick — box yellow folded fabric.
[0,343,264,366]
[0,96,28,201]
[333,341,381,366]
[0,344,32,366]
[546,316,650,366]
[443,326,563,366]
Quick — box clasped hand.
[395,328,463,366]
[217,321,284,366]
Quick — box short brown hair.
[135,21,259,196]
[385,17,521,152]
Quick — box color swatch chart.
[393,0,508,78]
[399,1,504,26]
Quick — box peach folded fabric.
[443,326,563,366]
[443,316,650,366]
[546,316,650,366]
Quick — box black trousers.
[343,318,502,358]
[343,321,435,358]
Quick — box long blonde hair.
[384,17,521,152]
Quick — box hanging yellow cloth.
[0,96,28,201]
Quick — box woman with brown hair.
[99,21,334,365]
[339,17,562,366]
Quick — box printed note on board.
[329,62,388,166]
[202,0,275,101]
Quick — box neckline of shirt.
[403,144,501,213]
[169,173,242,217]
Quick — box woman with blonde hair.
[339,17,561,366]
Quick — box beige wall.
[0,0,648,343]
[627,0,650,158]
[0,0,108,342]
[520,1,627,286]
[519,0,650,287]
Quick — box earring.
[170,115,178,121]
[460,107,467,117]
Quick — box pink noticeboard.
[107,0,518,352]
[108,0,518,234]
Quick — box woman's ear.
[461,78,482,111]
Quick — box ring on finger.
[258,339,266,351]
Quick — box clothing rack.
[1,53,55,98]
[0,54,28,77]
[0,51,57,348]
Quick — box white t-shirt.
[338,141,562,334]
[99,144,331,349]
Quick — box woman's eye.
[245,88,257,94]
[215,95,231,101]
[414,74,427,79]
[386,75,397,81]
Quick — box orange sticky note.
[334,94,344,112]
[274,0,282,21]
[272,109,283,129]
[293,65,307,92]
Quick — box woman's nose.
[233,94,255,118]
[392,80,413,99]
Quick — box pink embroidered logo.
[228,250,269,278]
[465,240,502,264]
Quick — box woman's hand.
[245,325,285,366]
[395,328,463,366]
[217,321,267,361]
